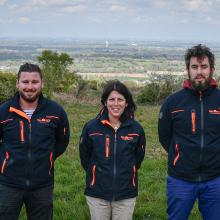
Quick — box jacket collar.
[96,107,133,128]
[182,79,217,89]
[10,92,44,109]
[182,79,217,96]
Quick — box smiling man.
[0,63,69,220]
[158,44,220,220]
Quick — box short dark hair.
[185,44,215,70]
[101,80,136,120]
[18,63,42,79]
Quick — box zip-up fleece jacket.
[79,109,146,201]
[0,92,69,189]
[158,79,220,182]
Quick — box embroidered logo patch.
[209,109,220,114]
[37,118,51,123]
[121,136,134,141]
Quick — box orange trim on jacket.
[191,110,196,134]
[105,136,110,159]
[49,152,53,175]
[132,165,136,187]
[9,107,30,122]
[0,118,13,124]
[171,109,185,114]
[128,133,139,137]
[1,152,9,174]
[101,120,113,128]
[19,120,25,143]
[209,110,220,114]
[89,133,103,136]
[46,115,60,119]
[90,165,96,187]
[173,144,180,166]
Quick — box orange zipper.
[49,152,53,175]
[19,120,25,143]
[191,110,196,134]
[105,135,110,159]
[132,165,136,187]
[1,152,9,174]
[90,165,96,187]
[173,144,180,166]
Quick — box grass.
[18,102,201,219]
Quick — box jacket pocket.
[48,152,53,176]
[1,152,10,175]
[90,164,96,188]
[19,120,25,143]
[191,109,196,134]
[132,165,136,187]
[105,135,110,159]
[173,144,180,167]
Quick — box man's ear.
[211,67,215,74]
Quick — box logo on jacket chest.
[121,136,134,140]
[37,118,51,123]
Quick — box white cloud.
[110,5,127,12]
[152,0,170,8]
[183,0,213,12]
[61,5,86,13]
[0,0,7,6]
[24,0,86,8]
[18,17,30,24]
[135,15,154,23]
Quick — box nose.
[196,66,203,74]
[27,82,33,89]
[113,99,119,105]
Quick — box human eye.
[191,65,198,69]
[108,98,115,102]
[118,98,125,103]
[32,80,39,84]
[201,64,209,69]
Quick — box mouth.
[195,75,205,83]
[111,108,121,113]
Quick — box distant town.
[1,38,220,80]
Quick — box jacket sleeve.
[135,126,146,169]
[79,123,92,171]
[158,99,172,153]
[54,109,70,159]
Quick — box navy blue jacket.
[0,92,69,189]
[79,109,146,201]
[158,79,220,182]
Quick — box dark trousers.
[0,183,53,220]
[167,175,220,220]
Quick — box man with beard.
[0,63,69,220]
[158,44,220,220]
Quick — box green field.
[18,102,201,220]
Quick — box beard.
[189,74,212,91]
[19,90,41,103]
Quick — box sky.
[1,0,220,41]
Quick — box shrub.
[137,73,183,105]
[0,72,17,103]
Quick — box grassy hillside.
[19,102,201,220]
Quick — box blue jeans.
[0,183,53,220]
[167,175,220,220]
